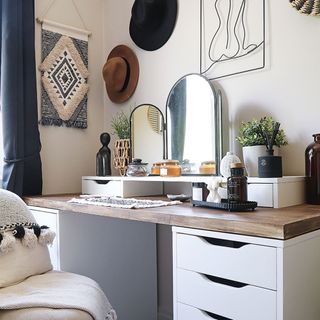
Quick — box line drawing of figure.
[201,0,265,77]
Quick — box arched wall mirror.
[129,74,222,175]
[129,104,165,168]
[166,73,222,174]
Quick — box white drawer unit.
[247,176,305,208]
[173,227,320,320]
[176,233,276,290]
[82,175,305,208]
[82,176,163,197]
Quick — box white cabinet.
[28,206,60,270]
[173,227,320,320]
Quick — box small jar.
[160,160,182,177]
[126,159,148,177]
[227,162,247,203]
[151,162,162,175]
[199,160,216,175]
[192,182,209,202]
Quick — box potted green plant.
[236,116,288,176]
[111,111,130,176]
[111,111,130,140]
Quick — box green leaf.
[111,111,130,139]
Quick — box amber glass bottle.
[305,133,320,204]
[227,163,247,203]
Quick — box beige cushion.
[0,308,93,320]
[0,240,52,288]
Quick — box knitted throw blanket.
[0,271,117,320]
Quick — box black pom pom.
[41,225,49,230]
[13,226,25,239]
[0,233,3,244]
[33,225,41,238]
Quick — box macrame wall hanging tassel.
[0,232,16,254]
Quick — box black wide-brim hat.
[129,0,178,51]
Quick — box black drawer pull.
[204,310,233,320]
[203,237,247,248]
[93,180,110,185]
[204,274,247,288]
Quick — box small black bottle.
[227,162,247,203]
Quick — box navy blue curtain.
[0,0,42,196]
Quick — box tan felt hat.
[102,45,139,104]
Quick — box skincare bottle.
[227,163,247,203]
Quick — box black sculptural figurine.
[96,132,111,176]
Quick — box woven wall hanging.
[39,19,90,129]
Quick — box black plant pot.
[258,155,282,178]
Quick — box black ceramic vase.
[96,132,111,176]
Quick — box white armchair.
[0,189,117,320]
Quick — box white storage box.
[82,176,305,208]
[247,176,305,208]
[82,176,163,197]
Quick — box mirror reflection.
[129,104,165,169]
[166,73,221,174]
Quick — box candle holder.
[258,149,282,178]
[258,122,283,178]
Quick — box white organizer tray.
[82,176,305,208]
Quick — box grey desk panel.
[59,210,157,320]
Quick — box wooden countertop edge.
[283,215,320,239]
[23,195,320,240]
[22,195,282,239]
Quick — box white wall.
[35,0,105,194]
[220,1,320,175]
